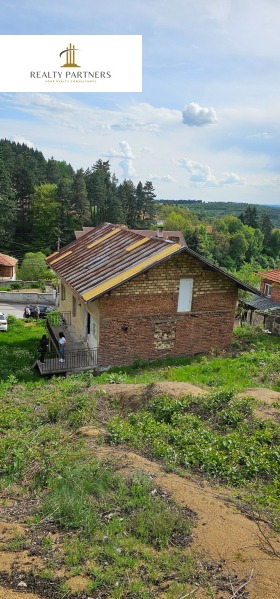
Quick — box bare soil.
[0,382,279,598]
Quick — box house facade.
[260,269,280,303]
[46,223,260,368]
[0,253,17,281]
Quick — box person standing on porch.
[38,334,48,363]
[58,331,66,362]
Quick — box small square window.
[264,283,272,298]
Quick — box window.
[61,283,66,301]
[72,295,77,317]
[177,278,193,312]
[264,283,272,298]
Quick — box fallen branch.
[178,589,197,599]
[229,568,254,598]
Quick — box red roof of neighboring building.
[131,229,186,246]
[0,253,17,266]
[259,269,280,283]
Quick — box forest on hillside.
[0,139,156,260]
[157,199,280,227]
[0,139,280,285]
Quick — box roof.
[0,253,18,266]
[131,229,186,246]
[46,222,261,303]
[259,269,280,283]
[74,227,95,239]
[242,293,280,312]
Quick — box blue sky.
[1,0,280,204]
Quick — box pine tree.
[72,168,91,225]
[0,159,17,249]
[239,205,259,228]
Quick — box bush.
[10,282,22,290]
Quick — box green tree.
[260,213,274,253]
[30,184,60,252]
[19,252,49,281]
[72,168,91,225]
[0,159,17,249]
[239,205,259,228]
[271,229,280,257]
[229,231,249,266]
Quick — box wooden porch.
[36,348,98,375]
[36,311,99,376]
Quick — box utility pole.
[57,229,61,252]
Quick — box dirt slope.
[0,381,279,598]
[91,443,280,599]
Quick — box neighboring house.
[0,253,18,281]
[46,223,261,368]
[260,269,280,302]
[130,227,186,246]
[75,226,186,246]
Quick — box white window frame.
[177,278,193,312]
[264,283,272,298]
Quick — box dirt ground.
[0,381,279,598]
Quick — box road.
[0,302,26,319]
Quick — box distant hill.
[156,200,280,228]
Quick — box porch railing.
[39,348,98,372]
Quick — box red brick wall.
[271,287,280,302]
[260,279,280,302]
[0,266,12,277]
[97,253,238,367]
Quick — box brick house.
[0,253,17,281]
[46,223,260,368]
[260,269,280,303]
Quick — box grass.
[0,316,47,381]
[107,388,280,529]
[0,321,280,595]
[39,462,198,596]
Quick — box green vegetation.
[0,317,46,381]
[0,322,279,595]
[2,139,280,284]
[0,373,212,597]
[0,139,157,258]
[108,390,280,529]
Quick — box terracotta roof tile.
[0,253,18,266]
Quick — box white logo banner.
[0,35,142,92]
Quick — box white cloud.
[176,158,218,186]
[119,159,136,178]
[103,140,135,159]
[1,95,182,135]
[149,174,176,183]
[182,102,217,127]
[176,159,245,187]
[103,141,137,179]
[11,135,34,148]
[220,172,246,186]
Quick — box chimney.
[156,221,164,238]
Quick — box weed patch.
[108,389,280,527]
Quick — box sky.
[1,0,280,204]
